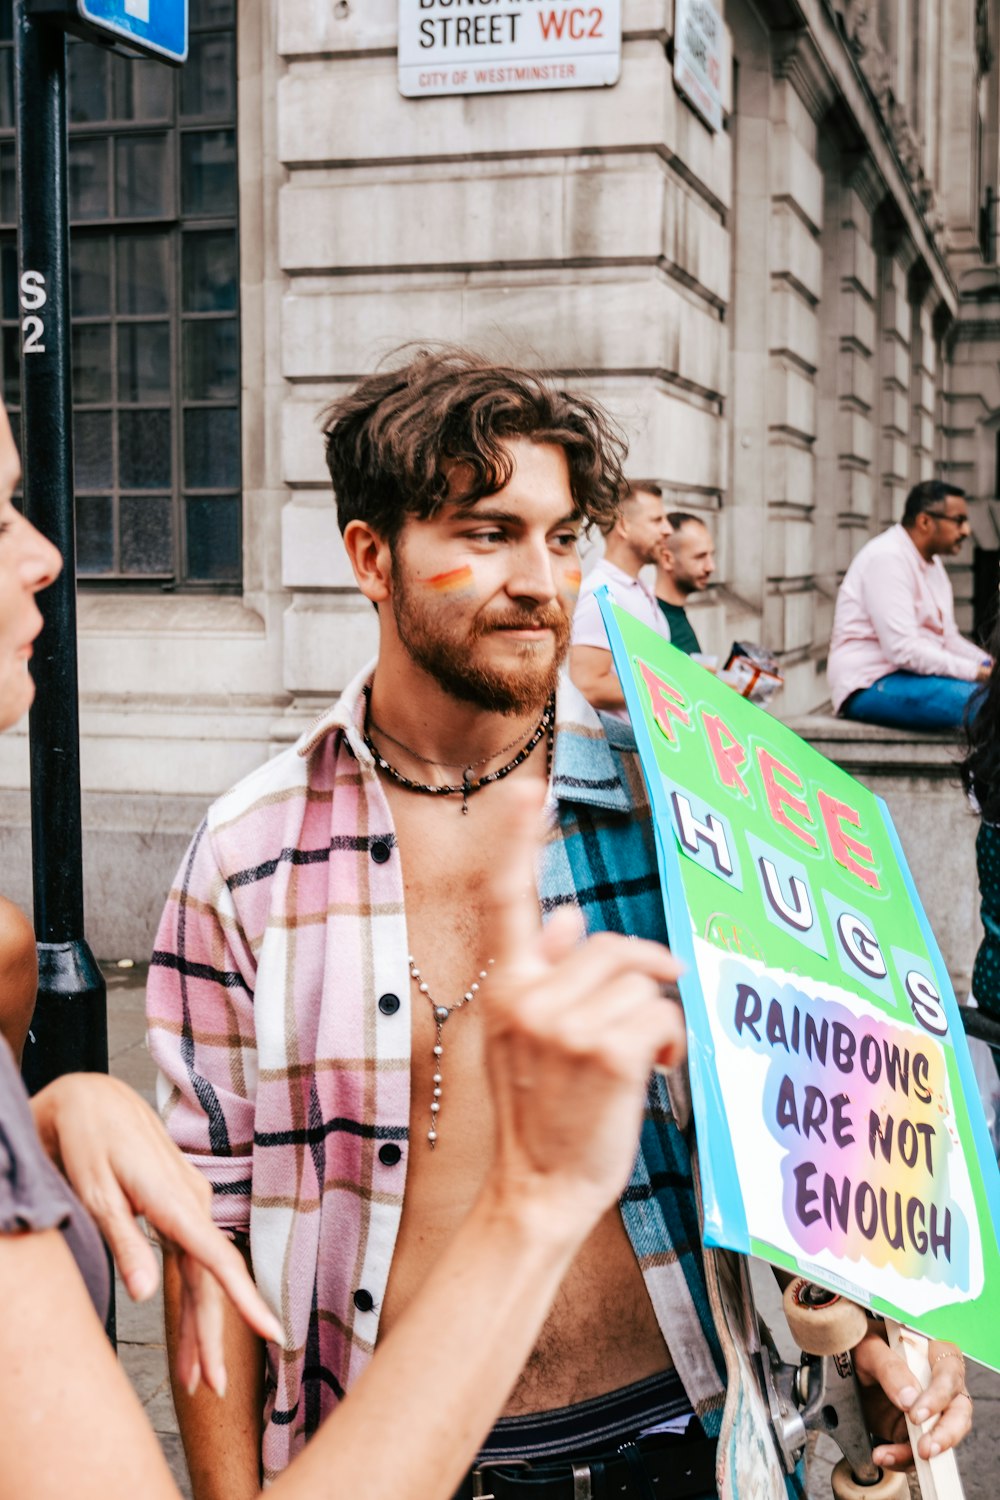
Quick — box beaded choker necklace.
[363,693,555,814]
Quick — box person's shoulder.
[202,702,354,877]
[554,676,651,814]
[839,526,906,586]
[576,559,609,601]
[849,527,893,562]
[599,710,639,752]
[604,718,653,815]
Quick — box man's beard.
[390,560,569,715]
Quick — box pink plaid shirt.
[149,671,413,1476]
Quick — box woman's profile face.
[0,405,61,731]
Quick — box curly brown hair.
[321,347,627,541]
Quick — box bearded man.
[147,349,971,1500]
[654,511,716,656]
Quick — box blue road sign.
[73,0,187,64]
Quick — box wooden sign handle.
[885,1320,966,1500]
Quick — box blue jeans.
[841,670,982,730]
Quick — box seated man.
[147,352,963,1500]
[654,511,716,655]
[828,480,989,730]
[569,479,671,717]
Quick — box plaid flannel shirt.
[148,665,787,1492]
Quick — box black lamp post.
[13,0,108,1095]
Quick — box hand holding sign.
[856,1330,971,1471]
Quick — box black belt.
[453,1429,718,1500]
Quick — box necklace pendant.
[408,950,494,1150]
[429,1019,445,1148]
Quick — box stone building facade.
[7,0,1000,956]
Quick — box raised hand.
[481,784,686,1236]
[31,1072,283,1394]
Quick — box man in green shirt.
[655,510,715,654]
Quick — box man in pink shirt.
[828,480,990,730]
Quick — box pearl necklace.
[409,953,494,1147]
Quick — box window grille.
[1,0,241,588]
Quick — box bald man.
[654,512,715,656]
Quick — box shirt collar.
[296,658,376,762]
[596,557,647,591]
[895,523,936,571]
[297,659,635,815]
[551,673,634,813]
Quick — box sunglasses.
[924,511,970,526]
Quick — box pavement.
[104,962,998,1500]
[106,962,192,1498]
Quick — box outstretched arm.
[1,788,685,1500]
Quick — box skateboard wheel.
[782,1278,869,1355]
[830,1458,909,1499]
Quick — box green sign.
[599,592,1000,1370]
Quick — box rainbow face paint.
[421,565,476,595]
[562,568,582,601]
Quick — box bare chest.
[378,784,672,1408]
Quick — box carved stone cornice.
[844,151,887,214]
[917,179,946,240]
[976,0,993,76]
[889,103,923,185]
[772,28,838,121]
[908,255,935,307]
[890,231,920,273]
[833,0,941,247]
[842,0,892,116]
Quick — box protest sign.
[597,589,1000,1371]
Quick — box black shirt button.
[378,1143,402,1166]
[370,840,391,864]
[353,1288,374,1313]
[378,992,400,1015]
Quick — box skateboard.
[755,1271,966,1499]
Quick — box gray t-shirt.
[0,1038,109,1319]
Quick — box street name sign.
[673,0,723,131]
[398,0,622,98]
[27,0,188,64]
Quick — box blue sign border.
[77,0,188,64]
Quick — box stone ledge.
[78,593,265,637]
[784,711,964,777]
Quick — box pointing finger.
[488,780,548,970]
